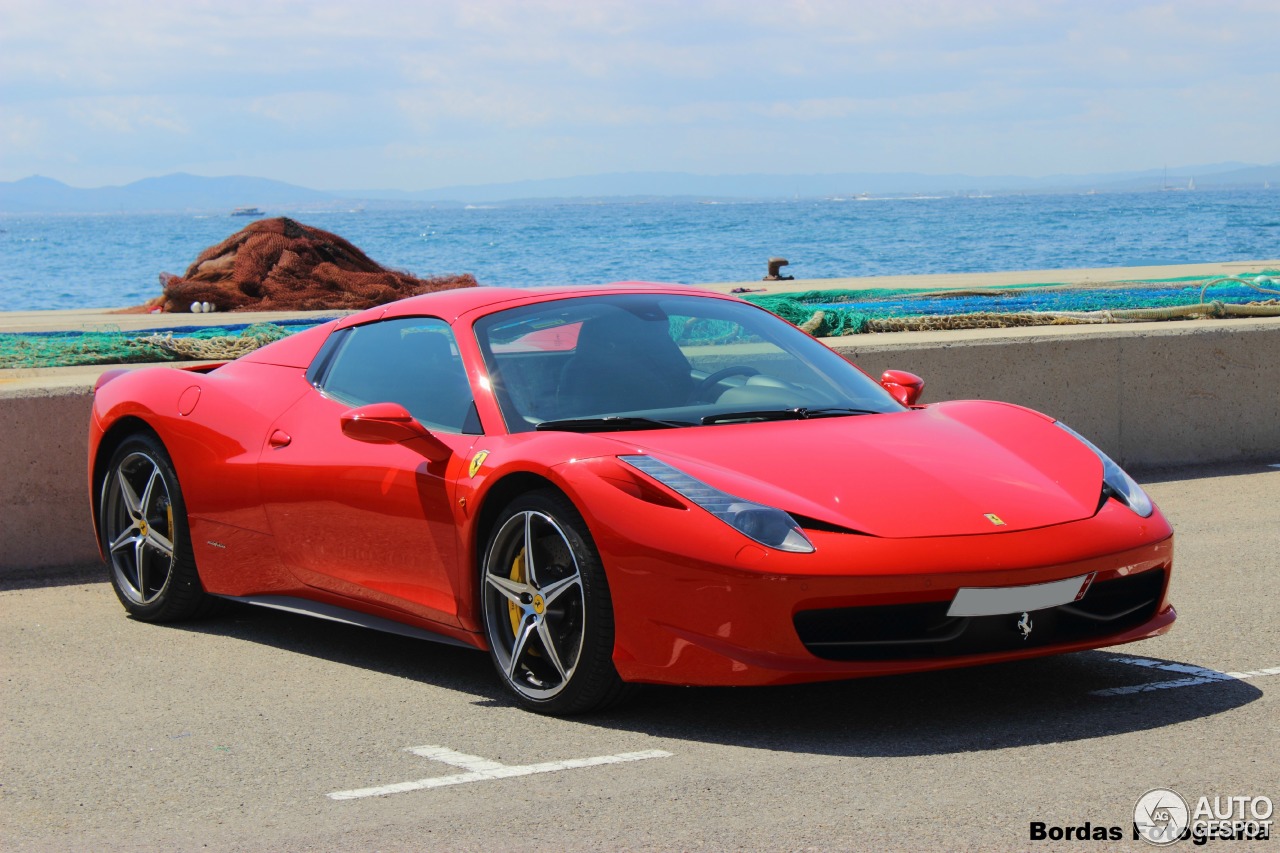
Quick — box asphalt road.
[3,462,1277,852]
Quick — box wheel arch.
[472,471,564,567]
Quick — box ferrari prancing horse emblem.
[984,513,1006,526]
[1016,612,1033,640]
[469,450,490,478]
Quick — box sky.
[2,0,1278,190]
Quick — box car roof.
[334,282,731,329]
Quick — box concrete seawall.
[3,313,1277,577]
[1,386,99,573]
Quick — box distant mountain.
[3,163,1276,213]
[339,162,1270,203]
[0,173,336,213]
[1093,163,1280,191]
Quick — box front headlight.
[1055,422,1154,517]
[619,455,815,553]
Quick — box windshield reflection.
[474,293,901,433]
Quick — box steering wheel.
[696,366,760,399]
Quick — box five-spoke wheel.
[100,434,210,621]
[481,490,628,714]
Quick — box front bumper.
[560,461,1175,686]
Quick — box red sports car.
[89,284,1175,714]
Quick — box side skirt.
[218,594,475,648]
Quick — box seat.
[556,308,692,417]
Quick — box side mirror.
[880,370,925,407]
[340,402,451,462]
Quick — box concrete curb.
[3,317,1278,576]
[1,385,98,571]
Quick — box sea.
[1,190,1277,312]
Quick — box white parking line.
[328,745,673,800]
[1090,656,1280,697]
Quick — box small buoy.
[201,301,213,313]
[190,302,203,313]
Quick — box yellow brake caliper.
[508,548,525,637]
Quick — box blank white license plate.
[946,573,1094,617]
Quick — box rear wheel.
[480,490,630,715]
[100,434,212,621]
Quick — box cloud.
[1,0,1277,186]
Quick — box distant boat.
[231,206,265,217]
[1187,178,1195,191]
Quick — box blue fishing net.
[746,271,1280,336]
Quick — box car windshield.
[473,292,902,433]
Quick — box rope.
[1198,274,1280,303]
[133,324,291,360]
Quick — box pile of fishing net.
[149,217,476,312]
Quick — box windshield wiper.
[701,406,880,425]
[536,415,693,432]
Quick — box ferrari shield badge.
[984,513,1006,526]
[469,450,490,478]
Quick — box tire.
[480,490,632,715]
[99,433,213,622]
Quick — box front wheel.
[99,433,213,622]
[480,490,630,715]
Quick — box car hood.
[607,401,1104,538]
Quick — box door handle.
[269,429,292,449]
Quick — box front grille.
[794,568,1166,661]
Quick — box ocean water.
[0,190,1277,312]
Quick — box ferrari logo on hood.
[984,513,1006,526]
[469,450,490,478]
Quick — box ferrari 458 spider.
[89,284,1175,714]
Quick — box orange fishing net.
[149,217,476,312]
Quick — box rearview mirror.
[340,402,451,462]
[880,370,925,407]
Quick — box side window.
[319,317,479,434]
